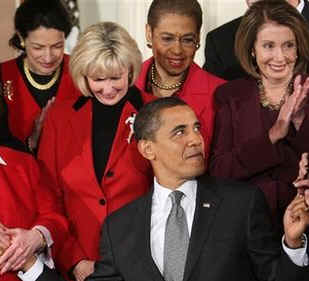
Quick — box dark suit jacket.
[36,266,65,281]
[86,175,308,281]
[203,17,246,81]
[302,0,309,21]
[203,1,309,81]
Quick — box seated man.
[19,97,309,280]
[86,97,309,281]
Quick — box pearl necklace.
[258,79,293,111]
[23,59,60,91]
[151,64,185,90]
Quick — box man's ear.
[137,139,155,161]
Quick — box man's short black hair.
[134,97,187,141]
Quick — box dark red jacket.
[0,146,68,281]
[38,88,155,273]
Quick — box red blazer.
[38,88,155,273]
[135,57,225,163]
[209,78,309,225]
[0,146,68,281]
[0,55,79,142]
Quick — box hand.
[28,97,55,151]
[73,260,95,281]
[0,228,45,274]
[21,256,37,273]
[283,193,309,248]
[269,75,309,143]
[0,223,10,255]
[291,76,309,130]
[293,152,308,195]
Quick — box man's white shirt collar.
[153,177,197,208]
[297,0,304,13]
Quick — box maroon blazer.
[0,146,68,281]
[38,87,155,274]
[209,77,309,225]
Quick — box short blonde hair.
[70,22,142,96]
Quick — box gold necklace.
[23,59,60,91]
[258,79,293,111]
[151,64,185,90]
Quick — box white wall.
[78,0,248,66]
[0,0,18,62]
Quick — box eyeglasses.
[156,34,198,48]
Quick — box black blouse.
[91,87,143,183]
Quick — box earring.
[195,43,200,49]
[251,51,255,57]
[20,39,25,48]
[128,71,133,84]
[147,42,152,49]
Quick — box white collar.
[297,0,304,13]
[153,177,197,206]
[0,156,7,166]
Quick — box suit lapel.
[183,177,222,281]
[136,189,165,281]
[302,1,309,20]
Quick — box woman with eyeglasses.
[135,0,225,164]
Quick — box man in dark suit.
[203,0,309,80]
[87,97,309,281]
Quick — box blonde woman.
[38,22,155,281]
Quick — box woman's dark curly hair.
[9,0,72,51]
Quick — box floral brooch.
[1,80,14,101]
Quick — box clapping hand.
[28,97,55,152]
[269,75,309,144]
[294,152,309,195]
